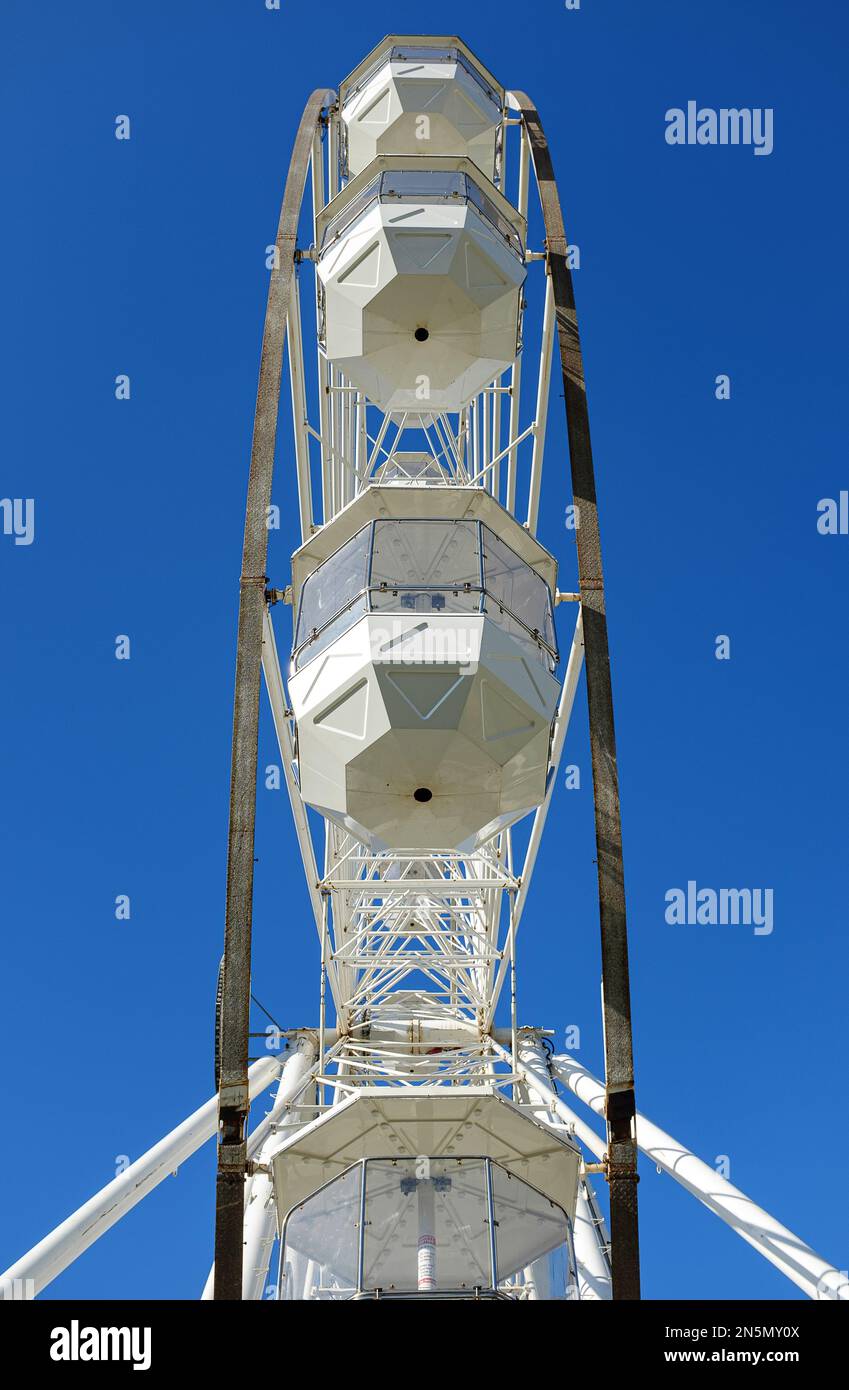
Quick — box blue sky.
[1,0,847,1300]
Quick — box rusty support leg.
[513,92,641,1299]
[213,88,335,1301]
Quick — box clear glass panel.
[280,1165,362,1301]
[496,1241,579,1300]
[345,44,500,110]
[490,1165,578,1300]
[370,519,481,615]
[464,178,523,255]
[392,44,459,62]
[322,171,520,256]
[362,1158,492,1293]
[379,169,468,202]
[481,526,557,668]
[294,526,370,669]
[376,172,522,257]
[292,520,557,671]
[320,177,381,249]
[389,46,501,106]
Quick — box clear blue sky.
[1,0,846,1300]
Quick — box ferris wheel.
[3,34,846,1304]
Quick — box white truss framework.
[261,101,574,1111]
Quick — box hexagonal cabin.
[339,35,505,182]
[315,155,526,414]
[288,484,560,852]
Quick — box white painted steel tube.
[1,1055,283,1299]
[512,611,584,929]
[485,612,584,1026]
[241,1035,319,1300]
[506,118,529,515]
[512,1032,584,1300]
[311,127,333,524]
[514,1033,611,1302]
[417,1180,437,1293]
[574,1180,612,1301]
[260,609,333,993]
[526,272,555,535]
[514,1041,848,1301]
[286,274,313,543]
[551,1049,849,1301]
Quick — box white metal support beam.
[1,1056,284,1300]
[485,611,584,1028]
[240,1034,319,1300]
[526,271,555,535]
[260,608,330,964]
[493,1035,848,1301]
[550,1048,849,1301]
[286,273,313,543]
[506,118,530,515]
[574,1179,613,1300]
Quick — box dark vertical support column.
[213,89,334,1301]
[514,93,641,1299]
